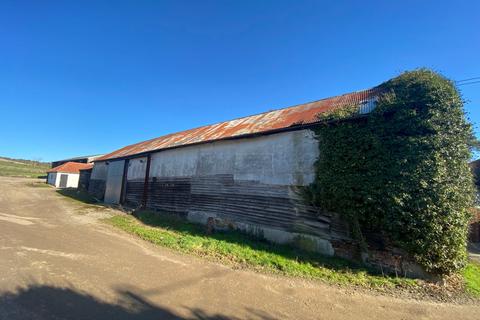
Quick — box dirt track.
[0,176,478,319]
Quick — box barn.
[51,154,104,168]
[47,162,93,188]
[89,89,379,255]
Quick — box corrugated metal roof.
[58,154,102,160]
[98,88,380,161]
[52,154,104,163]
[47,162,93,174]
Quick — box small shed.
[47,162,93,188]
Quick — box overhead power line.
[457,80,480,87]
[456,77,480,83]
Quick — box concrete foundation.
[187,209,335,256]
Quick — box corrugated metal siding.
[148,177,192,213]
[124,179,144,207]
[358,97,378,114]
[124,174,349,240]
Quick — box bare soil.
[0,176,478,319]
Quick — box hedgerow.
[304,69,476,275]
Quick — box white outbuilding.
[47,162,93,188]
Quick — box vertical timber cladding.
[124,157,148,207]
[142,129,342,240]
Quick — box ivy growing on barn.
[304,69,476,275]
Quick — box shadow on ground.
[0,284,277,320]
[56,188,101,205]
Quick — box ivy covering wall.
[304,69,476,275]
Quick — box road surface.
[0,177,478,319]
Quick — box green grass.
[0,157,50,178]
[463,261,480,297]
[105,210,419,289]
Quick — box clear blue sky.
[1,1,479,162]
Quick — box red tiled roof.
[98,88,380,161]
[47,162,93,174]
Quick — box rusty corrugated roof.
[98,88,380,161]
[47,162,93,174]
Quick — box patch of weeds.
[105,211,420,290]
[463,261,480,297]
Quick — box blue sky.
[1,1,479,162]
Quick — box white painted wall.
[149,129,319,186]
[64,173,80,188]
[47,172,80,188]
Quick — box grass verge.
[463,261,480,297]
[105,210,419,289]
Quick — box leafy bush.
[305,69,476,274]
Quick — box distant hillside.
[0,156,51,178]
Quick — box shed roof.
[47,162,93,174]
[98,88,380,161]
[52,154,104,163]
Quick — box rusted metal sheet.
[98,89,380,161]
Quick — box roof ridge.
[97,87,380,161]
[48,161,93,173]
[105,87,376,150]
[190,87,376,129]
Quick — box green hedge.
[304,69,475,275]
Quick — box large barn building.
[89,89,379,255]
[51,154,104,169]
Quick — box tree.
[305,69,475,274]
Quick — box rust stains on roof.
[98,88,380,161]
[47,162,93,174]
